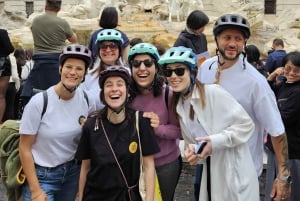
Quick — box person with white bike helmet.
[19,44,94,201]
[159,46,259,201]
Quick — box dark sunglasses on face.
[131,59,155,68]
[99,43,118,50]
[163,68,186,77]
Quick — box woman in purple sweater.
[128,43,182,201]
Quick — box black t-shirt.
[76,109,160,201]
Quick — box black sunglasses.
[131,59,155,68]
[163,68,185,77]
[99,43,118,50]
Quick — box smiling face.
[99,41,120,65]
[103,76,127,109]
[165,63,190,94]
[283,60,300,83]
[131,54,156,89]
[216,29,246,62]
[60,58,86,88]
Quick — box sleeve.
[173,34,186,47]
[139,112,160,156]
[155,87,182,140]
[264,55,275,73]
[19,92,44,134]
[0,29,14,56]
[278,90,300,126]
[62,19,74,39]
[120,30,130,48]
[207,85,255,152]
[76,118,93,160]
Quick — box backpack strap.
[164,84,169,110]
[83,90,89,107]
[40,90,88,119]
[41,91,48,119]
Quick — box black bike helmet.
[213,14,250,39]
[59,44,92,68]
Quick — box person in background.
[3,52,21,121]
[198,13,291,201]
[245,44,268,77]
[173,10,210,200]
[266,52,300,201]
[83,29,126,110]
[88,6,130,67]
[264,38,287,74]
[128,43,182,201]
[21,48,34,84]
[0,28,15,124]
[158,46,259,201]
[173,10,209,55]
[21,0,77,106]
[19,44,94,201]
[129,38,143,48]
[76,66,160,201]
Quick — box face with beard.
[216,29,246,62]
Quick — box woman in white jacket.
[158,46,259,201]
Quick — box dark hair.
[153,43,166,56]
[45,0,62,12]
[273,38,284,48]
[130,38,143,47]
[245,45,261,64]
[99,7,118,28]
[186,10,209,30]
[129,62,165,102]
[282,51,300,67]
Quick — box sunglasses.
[163,68,185,77]
[99,43,118,50]
[131,59,155,68]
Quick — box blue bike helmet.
[128,43,160,64]
[96,29,124,46]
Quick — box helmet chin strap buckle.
[62,83,77,93]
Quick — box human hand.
[143,112,159,129]
[270,178,291,201]
[31,190,47,201]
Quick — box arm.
[142,155,156,201]
[270,134,291,200]
[143,112,159,129]
[78,159,90,201]
[122,44,130,65]
[67,33,78,43]
[19,134,47,200]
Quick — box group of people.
[0,1,298,201]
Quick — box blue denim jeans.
[21,160,80,201]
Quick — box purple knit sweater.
[130,85,181,166]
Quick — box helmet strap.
[62,83,77,93]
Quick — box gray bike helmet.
[59,44,92,68]
[213,14,250,39]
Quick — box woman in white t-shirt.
[19,44,94,201]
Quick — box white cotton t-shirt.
[198,55,285,175]
[20,86,91,167]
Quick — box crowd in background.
[0,1,299,201]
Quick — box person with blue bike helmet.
[159,46,259,201]
[128,42,182,201]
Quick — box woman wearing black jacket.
[0,28,14,124]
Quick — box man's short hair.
[46,0,62,12]
[273,38,284,48]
